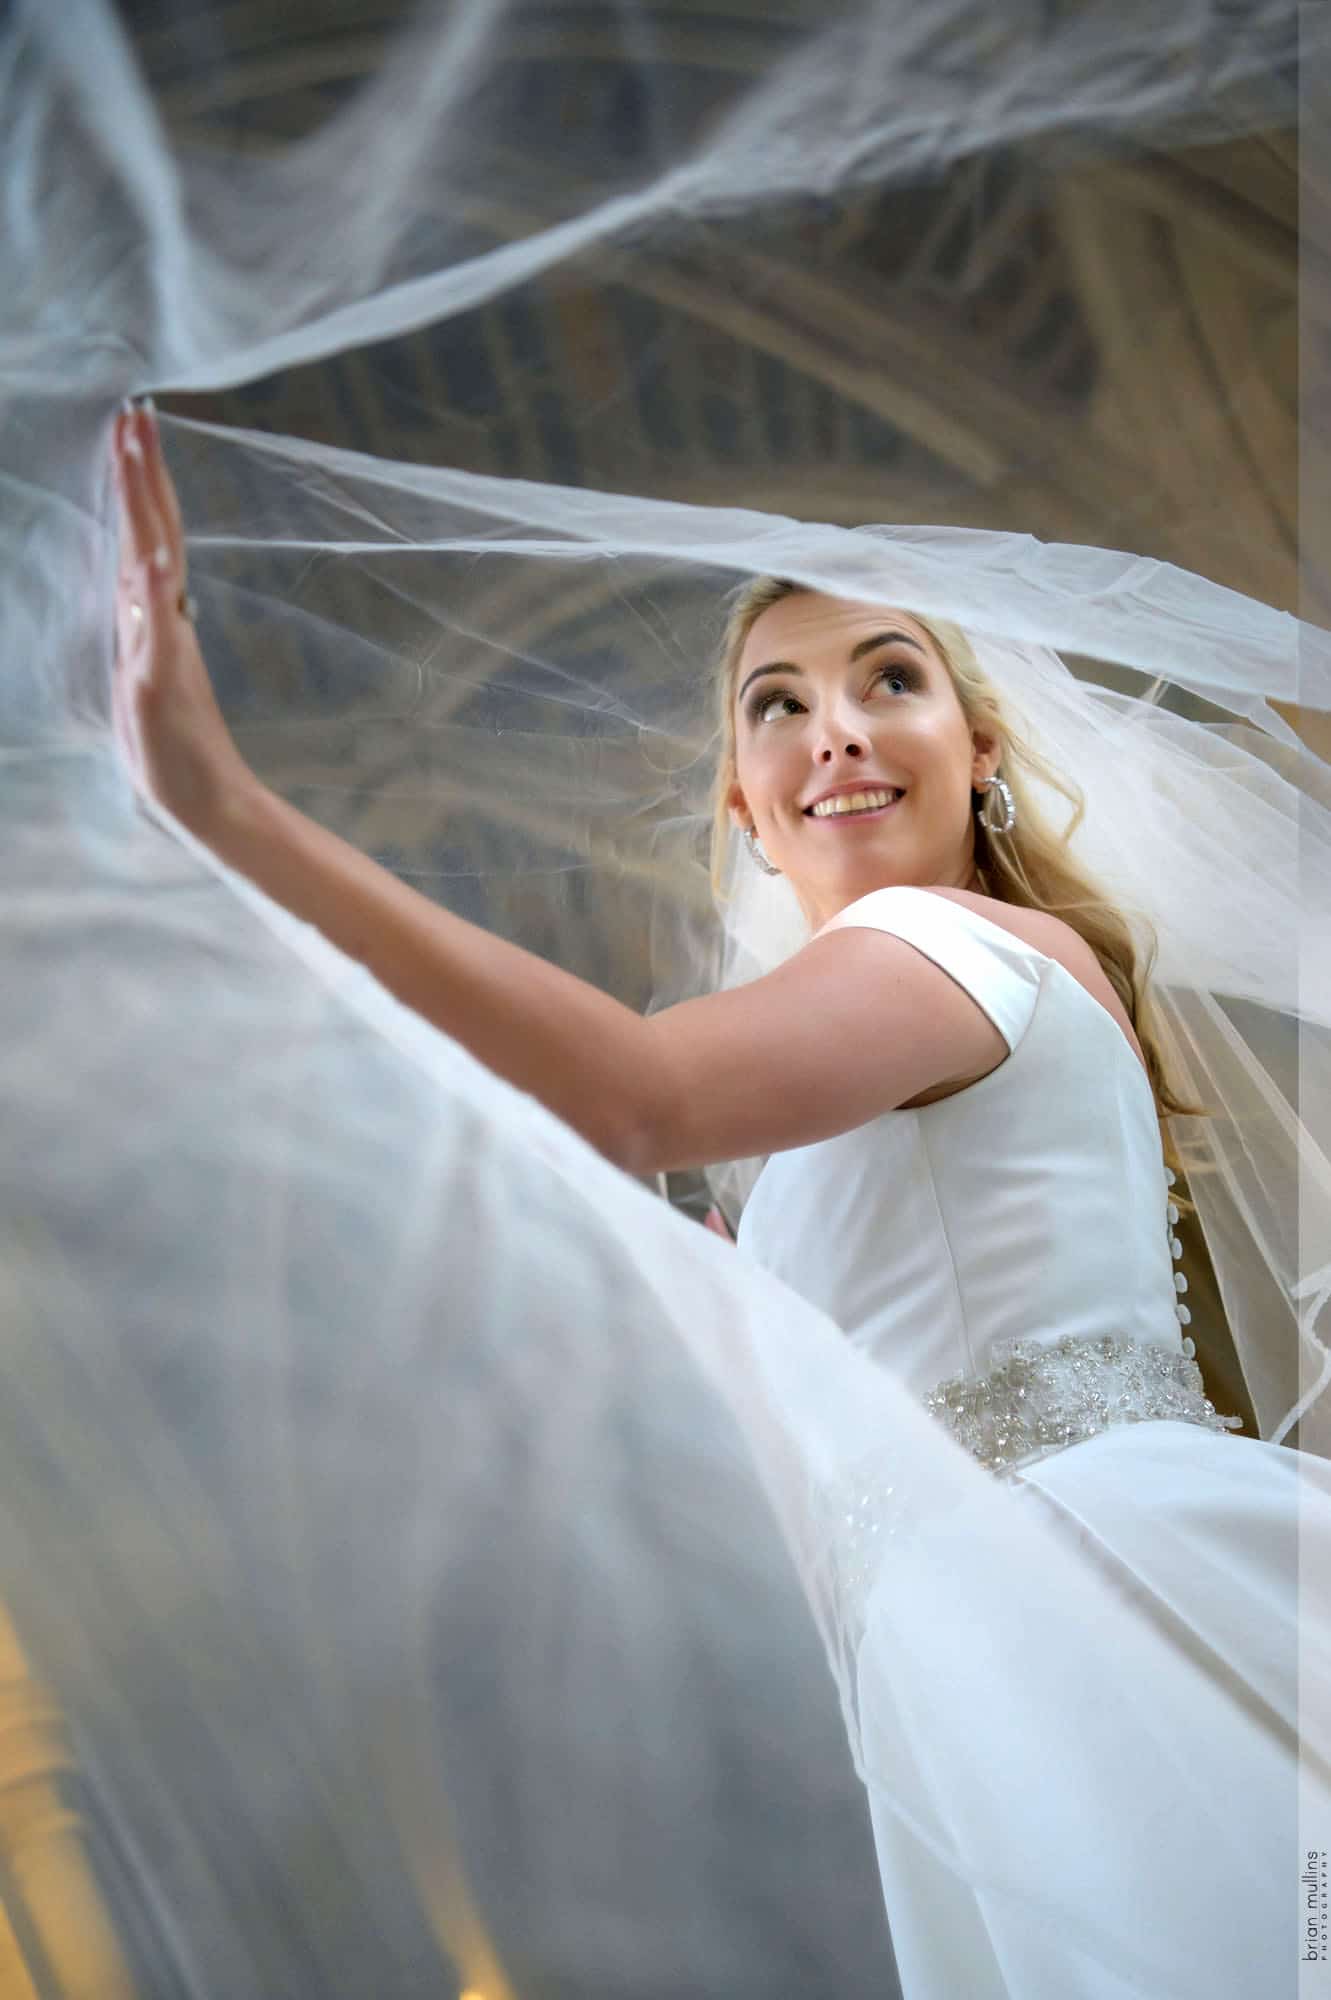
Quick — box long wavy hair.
[710,576,1214,1212]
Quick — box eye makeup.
[745,659,922,724]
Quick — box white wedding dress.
[741,886,1329,1999]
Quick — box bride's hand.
[112,402,258,838]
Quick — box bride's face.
[728,592,997,928]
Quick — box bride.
[111,398,1327,1997]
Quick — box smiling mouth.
[805,787,904,821]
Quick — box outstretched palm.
[112,402,252,833]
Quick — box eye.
[751,689,806,724]
[874,664,919,695]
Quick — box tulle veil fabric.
[3,1,1330,1993]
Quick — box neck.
[800,858,984,932]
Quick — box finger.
[115,410,168,586]
[134,413,172,583]
[112,411,140,584]
[110,634,130,742]
[109,624,142,780]
[115,579,149,668]
[136,404,186,570]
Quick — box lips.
[804,786,905,819]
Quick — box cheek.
[881,708,952,756]
[735,732,791,808]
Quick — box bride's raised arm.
[113,403,996,1177]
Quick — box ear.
[971,731,1000,785]
[726,776,752,833]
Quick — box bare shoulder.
[933,888,1147,1073]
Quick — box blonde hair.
[711,576,1214,1212]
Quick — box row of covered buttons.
[1165,1167,1190,1325]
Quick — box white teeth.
[809,788,901,818]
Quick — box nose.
[813,706,871,763]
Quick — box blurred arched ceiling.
[147,6,1306,594]
[148,4,1323,764]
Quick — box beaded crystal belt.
[922,1332,1244,1475]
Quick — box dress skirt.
[855,1418,1329,1999]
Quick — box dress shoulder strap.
[815,887,1046,1056]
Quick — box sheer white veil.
[2,1,1329,1992]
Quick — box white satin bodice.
[737,888,1189,1403]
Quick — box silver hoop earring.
[976,775,1016,836]
[743,826,781,876]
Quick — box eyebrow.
[736,629,927,706]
